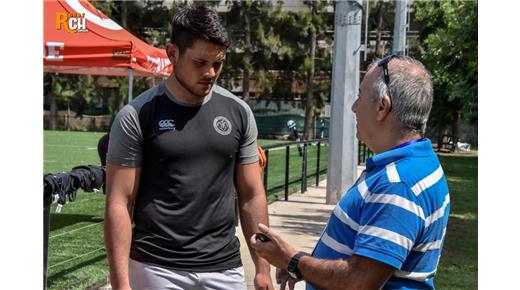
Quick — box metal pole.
[128,68,134,103]
[303,144,308,192]
[300,143,306,193]
[392,0,407,56]
[316,142,321,186]
[44,196,52,289]
[326,0,362,204]
[285,145,290,201]
[357,141,361,165]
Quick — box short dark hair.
[170,5,229,54]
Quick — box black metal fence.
[358,141,374,165]
[261,139,328,201]
[260,139,373,201]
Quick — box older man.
[252,56,450,290]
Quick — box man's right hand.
[276,268,299,290]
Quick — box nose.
[205,66,217,79]
[351,98,358,113]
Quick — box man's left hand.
[250,223,299,269]
[254,272,274,290]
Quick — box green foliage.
[414,1,478,140]
[224,0,287,98]
[222,0,332,103]
[365,0,395,59]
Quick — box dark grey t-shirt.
[107,81,258,271]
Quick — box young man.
[104,5,273,290]
[251,56,450,290]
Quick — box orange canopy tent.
[44,0,172,99]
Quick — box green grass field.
[44,131,477,289]
[45,131,109,290]
[435,152,478,289]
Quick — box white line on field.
[50,221,104,239]
[48,246,105,269]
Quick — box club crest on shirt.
[213,116,232,135]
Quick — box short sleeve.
[106,104,144,167]
[236,104,258,164]
[353,182,422,269]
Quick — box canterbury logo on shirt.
[158,119,175,130]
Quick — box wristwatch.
[287,251,309,280]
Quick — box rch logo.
[56,12,88,33]
[158,119,176,131]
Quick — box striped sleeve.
[353,182,422,269]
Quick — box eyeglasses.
[377,54,399,111]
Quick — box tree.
[224,0,287,100]
[413,0,478,145]
[369,0,395,59]
[44,74,76,130]
[275,1,332,140]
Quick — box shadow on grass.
[50,213,104,231]
[47,252,107,289]
[436,215,478,289]
[443,214,478,256]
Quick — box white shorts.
[129,258,246,290]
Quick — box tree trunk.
[451,109,460,142]
[374,1,384,58]
[50,92,58,131]
[303,4,317,140]
[242,10,251,101]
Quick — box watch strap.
[287,251,309,280]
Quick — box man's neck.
[373,133,423,154]
[164,75,208,105]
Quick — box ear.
[375,96,392,121]
[165,43,179,64]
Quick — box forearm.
[298,255,391,290]
[298,256,353,290]
[238,192,271,274]
[104,203,133,290]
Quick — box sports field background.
[44,131,477,290]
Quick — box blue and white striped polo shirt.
[309,139,450,290]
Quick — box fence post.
[301,143,308,193]
[44,194,52,289]
[363,143,370,163]
[300,144,305,193]
[263,149,269,192]
[285,145,290,201]
[300,143,307,193]
[316,142,321,186]
[358,141,362,165]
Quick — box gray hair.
[368,56,433,136]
